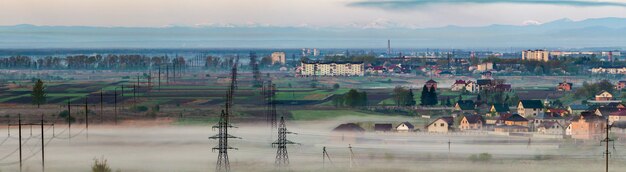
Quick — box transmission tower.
[272,116,298,167]
[209,57,240,172]
[265,81,277,129]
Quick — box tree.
[31,79,46,108]
[344,89,367,107]
[428,86,438,105]
[332,96,344,107]
[420,85,430,106]
[393,86,409,107]
[405,89,416,106]
[333,83,340,90]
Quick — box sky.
[1,0,626,28]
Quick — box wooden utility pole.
[158,65,161,90]
[18,114,22,172]
[100,90,103,122]
[8,114,54,172]
[601,118,613,172]
[348,144,355,168]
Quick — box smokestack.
[387,39,391,55]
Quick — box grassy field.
[275,88,349,101]
[290,109,398,120]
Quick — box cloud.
[348,0,626,10]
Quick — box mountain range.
[0,17,625,49]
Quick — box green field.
[275,88,349,101]
[290,109,382,120]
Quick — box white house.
[536,122,564,135]
[395,122,415,132]
[465,81,479,93]
[427,117,454,133]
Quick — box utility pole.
[18,114,22,172]
[8,114,54,172]
[85,98,89,139]
[348,144,355,168]
[601,118,613,172]
[322,146,333,169]
[158,65,161,90]
[272,116,298,167]
[100,90,103,122]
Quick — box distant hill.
[0,17,625,49]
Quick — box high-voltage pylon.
[272,116,298,167]
[265,81,277,129]
[210,56,240,172]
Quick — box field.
[0,70,624,171]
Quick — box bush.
[469,153,492,162]
[92,157,112,172]
[152,105,160,112]
[130,105,149,112]
[333,83,340,89]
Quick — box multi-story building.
[299,61,364,76]
[271,52,286,65]
[522,49,549,62]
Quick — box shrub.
[333,83,340,89]
[92,157,112,172]
[469,153,492,162]
[130,105,149,112]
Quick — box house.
[333,123,365,133]
[331,123,365,143]
[427,117,455,133]
[569,113,606,140]
[532,112,565,131]
[476,79,493,92]
[425,79,438,90]
[595,91,613,101]
[494,125,529,133]
[374,124,393,132]
[454,100,476,112]
[494,84,512,92]
[568,104,589,115]
[517,100,545,117]
[546,108,569,117]
[594,106,622,118]
[616,81,626,90]
[481,71,492,79]
[465,81,479,93]
[366,66,386,75]
[536,121,564,135]
[609,110,626,124]
[396,122,415,132]
[459,114,484,131]
[607,102,626,109]
[451,80,466,91]
[556,81,573,91]
[500,113,529,127]
[487,103,510,117]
